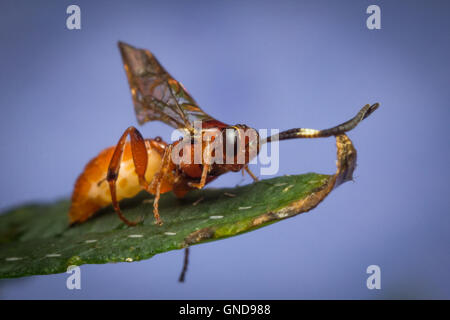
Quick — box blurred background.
[0,0,449,299]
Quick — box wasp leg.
[107,126,149,226]
[178,247,190,283]
[146,144,174,225]
[188,163,210,189]
[244,165,259,182]
[188,142,211,189]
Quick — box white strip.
[164,232,176,236]
[128,234,143,238]
[238,206,252,210]
[5,257,22,261]
[209,215,224,219]
[45,254,61,258]
[223,192,236,198]
[282,185,294,193]
[274,183,287,187]
[85,239,97,243]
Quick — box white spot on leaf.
[192,197,204,206]
[223,192,236,198]
[209,215,224,219]
[5,257,22,261]
[276,212,289,218]
[274,183,287,187]
[282,185,294,193]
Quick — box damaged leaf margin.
[183,133,356,245]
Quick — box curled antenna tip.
[363,102,380,120]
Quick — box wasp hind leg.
[107,126,151,226]
[178,247,190,283]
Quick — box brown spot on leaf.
[184,228,215,245]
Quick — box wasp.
[69,42,379,226]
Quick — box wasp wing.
[119,42,214,132]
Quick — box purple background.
[0,0,449,299]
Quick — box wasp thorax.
[169,124,259,167]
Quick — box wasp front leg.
[243,165,259,182]
[188,141,212,190]
[147,144,174,225]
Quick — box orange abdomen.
[69,142,164,224]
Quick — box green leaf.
[0,134,357,279]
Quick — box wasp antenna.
[362,102,379,120]
[262,103,379,144]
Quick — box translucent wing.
[118,42,214,133]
